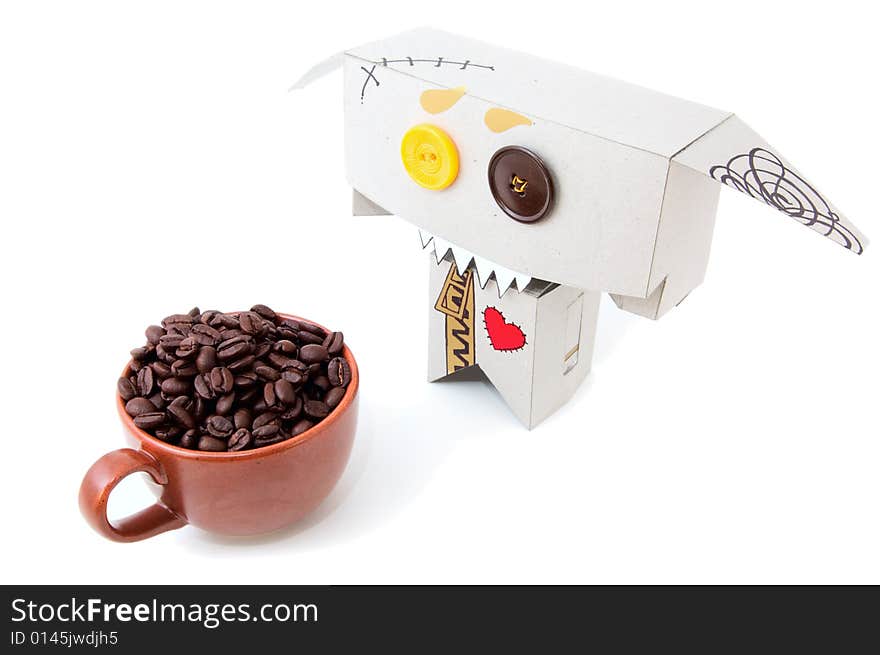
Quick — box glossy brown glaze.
[79,315,359,542]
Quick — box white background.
[1,1,877,584]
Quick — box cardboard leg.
[427,255,600,428]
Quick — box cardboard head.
[298,28,866,298]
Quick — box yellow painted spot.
[419,86,467,114]
[484,108,532,133]
[401,124,459,190]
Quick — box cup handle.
[79,448,187,542]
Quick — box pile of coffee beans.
[118,306,351,452]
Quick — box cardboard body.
[427,255,599,428]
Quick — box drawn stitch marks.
[359,56,495,103]
[709,148,863,254]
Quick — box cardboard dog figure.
[296,28,867,428]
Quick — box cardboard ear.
[673,116,867,254]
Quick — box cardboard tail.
[427,255,600,429]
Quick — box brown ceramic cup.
[79,315,359,542]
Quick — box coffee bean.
[168,395,192,410]
[281,396,303,420]
[274,379,297,405]
[272,340,298,356]
[199,309,220,324]
[154,426,181,442]
[192,396,209,420]
[253,342,272,359]
[233,408,252,430]
[191,324,221,346]
[284,358,309,372]
[239,311,263,335]
[145,325,165,345]
[162,314,194,328]
[175,337,199,359]
[209,366,234,394]
[267,352,293,369]
[280,369,305,387]
[206,415,234,438]
[215,392,235,416]
[125,397,156,417]
[253,423,280,438]
[298,320,326,338]
[134,412,166,430]
[304,400,330,419]
[211,313,240,329]
[150,361,172,378]
[180,429,199,449]
[227,355,257,372]
[131,346,151,362]
[327,357,351,387]
[159,333,185,350]
[234,371,259,389]
[195,346,218,373]
[255,365,280,382]
[291,419,314,436]
[198,435,227,452]
[263,382,277,408]
[297,331,325,346]
[299,344,328,364]
[122,309,350,450]
[155,345,175,364]
[161,377,191,396]
[251,411,277,429]
[165,323,191,336]
[136,367,155,396]
[218,337,253,361]
[250,304,276,320]
[228,428,253,451]
[322,331,344,355]
[117,377,137,401]
[193,373,215,399]
[171,359,199,378]
[276,325,298,340]
[311,375,331,394]
[324,386,346,409]
[254,434,285,448]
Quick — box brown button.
[487,146,554,223]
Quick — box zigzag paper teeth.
[471,255,495,290]
[513,273,532,293]
[417,228,531,296]
[418,229,434,250]
[491,266,516,297]
[432,236,452,265]
[450,245,474,276]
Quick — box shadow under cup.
[79,319,359,542]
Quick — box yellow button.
[401,124,459,190]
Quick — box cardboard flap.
[290,52,344,89]
[674,116,867,254]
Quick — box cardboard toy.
[296,28,867,428]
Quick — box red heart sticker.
[483,307,526,352]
